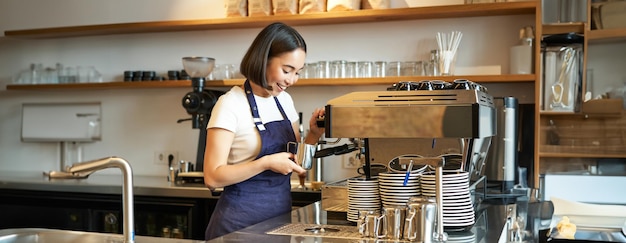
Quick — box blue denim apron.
[205,80,296,240]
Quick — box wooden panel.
[542,23,585,35]
[538,110,626,157]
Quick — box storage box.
[581,98,624,115]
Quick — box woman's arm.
[203,127,305,190]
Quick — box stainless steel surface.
[321,179,348,212]
[1,171,316,200]
[397,156,446,240]
[267,223,361,239]
[0,228,205,243]
[323,89,495,139]
[404,197,436,242]
[484,97,519,190]
[206,200,518,242]
[56,156,135,243]
[321,83,497,241]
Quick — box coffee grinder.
[179,57,224,172]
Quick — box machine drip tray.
[266,223,361,240]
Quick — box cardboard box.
[581,98,624,115]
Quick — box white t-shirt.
[207,85,299,164]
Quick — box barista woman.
[203,22,325,240]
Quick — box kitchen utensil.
[551,47,575,109]
[404,197,437,242]
[383,205,407,240]
[402,160,413,186]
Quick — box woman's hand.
[306,107,325,144]
[262,152,306,175]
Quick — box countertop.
[206,200,516,243]
[0,171,560,242]
[0,171,320,199]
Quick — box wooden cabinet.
[535,0,626,185]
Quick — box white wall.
[0,0,545,182]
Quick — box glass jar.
[330,60,347,78]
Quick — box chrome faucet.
[50,156,135,243]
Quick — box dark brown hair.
[240,22,307,89]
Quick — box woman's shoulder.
[276,90,294,103]
[218,85,247,102]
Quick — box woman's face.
[264,48,306,97]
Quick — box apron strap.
[244,80,289,132]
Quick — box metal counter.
[0,171,216,198]
[207,201,513,243]
[0,171,319,199]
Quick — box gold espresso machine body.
[320,82,496,240]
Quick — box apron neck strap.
[244,80,288,132]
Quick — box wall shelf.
[4,2,536,39]
[539,152,626,159]
[542,23,585,35]
[588,28,626,44]
[5,74,535,90]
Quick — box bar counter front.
[207,199,551,243]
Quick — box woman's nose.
[286,73,298,85]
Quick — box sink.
[0,228,205,243]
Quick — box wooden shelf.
[588,28,626,44]
[4,2,536,39]
[539,152,626,159]
[5,74,535,90]
[542,23,586,35]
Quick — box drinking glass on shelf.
[357,61,373,78]
[317,61,330,79]
[386,61,402,77]
[373,61,387,77]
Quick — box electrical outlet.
[343,156,360,169]
[154,151,178,166]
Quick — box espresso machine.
[484,97,519,192]
[320,79,497,240]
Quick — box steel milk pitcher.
[404,197,437,242]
